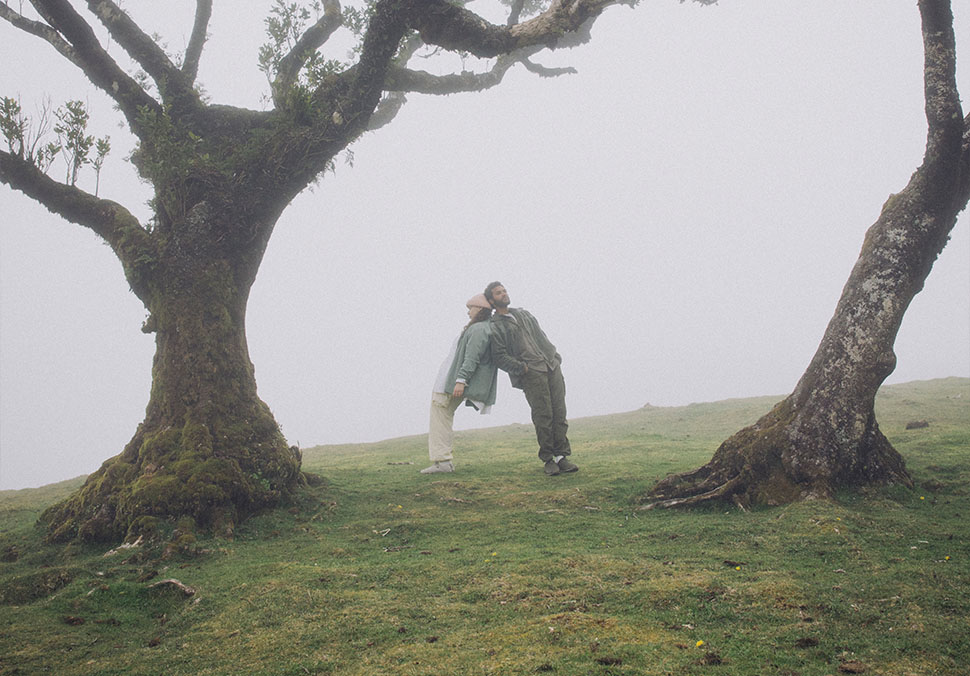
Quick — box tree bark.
[41,227,300,543]
[642,0,970,510]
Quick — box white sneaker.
[420,461,454,474]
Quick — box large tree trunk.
[642,0,969,510]
[42,223,301,543]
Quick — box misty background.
[1,1,968,490]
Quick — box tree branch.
[181,0,212,82]
[916,0,965,200]
[367,91,407,132]
[84,0,201,111]
[273,0,343,100]
[384,55,517,95]
[26,0,161,132]
[0,148,156,298]
[404,0,626,59]
[0,3,80,64]
[507,0,526,27]
[333,1,408,132]
[520,57,578,78]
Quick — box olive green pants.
[521,365,570,462]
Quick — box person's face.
[489,285,510,308]
[466,305,481,320]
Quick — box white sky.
[1,1,968,490]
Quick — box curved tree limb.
[384,54,517,95]
[367,91,407,132]
[0,148,156,297]
[520,57,578,78]
[181,0,212,82]
[25,0,160,132]
[296,0,625,197]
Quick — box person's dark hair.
[464,306,492,331]
[484,281,503,304]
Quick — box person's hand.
[453,382,466,398]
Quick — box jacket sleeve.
[490,319,527,377]
[455,324,490,383]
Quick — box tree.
[641,0,970,509]
[2,0,701,542]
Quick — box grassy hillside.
[1,378,967,675]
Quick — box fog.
[1,1,968,490]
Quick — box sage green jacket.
[443,321,498,406]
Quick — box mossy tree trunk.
[643,0,970,510]
[42,232,301,542]
[2,0,638,542]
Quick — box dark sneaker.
[557,458,579,473]
[544,460,561,476]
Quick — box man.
[484,281,577,476]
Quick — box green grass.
[1,378,968,675]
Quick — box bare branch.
[508,0,526,27]
[274,0,343,98]
[0,148,155,297]
[395,30,425,66]
[26,0,161,131]
[520,57,577,78]
[366,91,407,132]
[404,0,625,59]
[384,55,516,95]
[181,0,212,82]
[362,33,424,131]
[384,35,577,97]
[0,3,80,64]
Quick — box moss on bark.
[41,256,301,543]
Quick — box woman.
[422,293,498,473]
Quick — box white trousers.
[428,392,462,463]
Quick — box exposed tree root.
[40,413,302,543]
[637,475,742,510]
[638,394,913,510]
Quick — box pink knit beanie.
[466,293,492,310]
